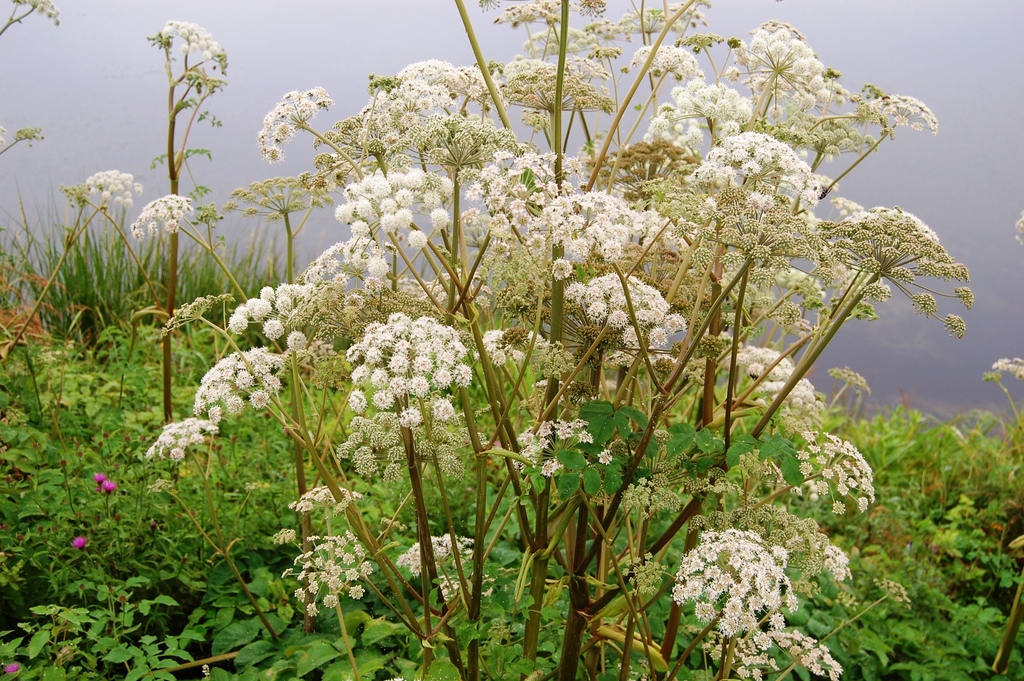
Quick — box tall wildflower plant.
[153,2,972,679]
[147,21,227,423]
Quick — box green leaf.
[617,405,648,430]
[603,464,623,494]
[556,473,579,498]
[780,456,805,487]
[694,428,722,455]
[579,401,617,444]
[557,450,587,471]
[103,645,136,664]
[361,618,403,647]
[425,660,462,681]
[726,435,758,466]
[235,640,277,672]
[295,639,342,677]
[152,594,178,607]
[211,618,261,656]
[42,666,66,681]
[28,629,49,659]
[582,468,602,495]
[667,423,697,457]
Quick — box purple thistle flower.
[93,472,107,483]
[101,480,117,494]
[4,662,21,673]
[72,536,87,550]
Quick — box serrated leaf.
[103,645,136,664]
[667,423,697,457]
[424,660,462,681]
[295,639,342,677]
[556,450,587,471]
[42,665,66,681]
[28,629,49,659]
[579,401,617,444]
[617,406,648,429]
[613,411,632,438]
[603,464,623,494]
[780,456,805,487]
[582,468,602,495]
[726,435,757,467]
[234,640,276,672]
[361,618,403,647]
[556,473,579,498]
[694,429,721,454]
[211,618,261,656]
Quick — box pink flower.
[93,472,107,483]
[72,536,87,550]
[3,663,19,674]
[101,480,117,494]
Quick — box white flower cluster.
[630,45,703,81]
[346,313,472,421]
[12,0,59,25]
[729,617,843,681]
[691,132,821,207]
[194,347,287,423]
[155,20,223,60]
[334,168,453,247]
[566,274,686,348]
[360,60,487,149]
[672,529,798,637]
[284,531,373,616]
[228,283,315,340]
[735,21,834,113]
[258,87,333,163]
[736,345,823,429]
[870,94,938,135]
[518,419,593,477]
[396,535,473,600]
[300,236,384,286]
[798,431,875,514]
[84,170,142,208]
[146,417,217,461]
[649,81,752,148]
[482,329,528,366]
[992,358,1024,384]
[289,485,362,517]
[130,195,193,239]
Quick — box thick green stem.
[453,0,512,129]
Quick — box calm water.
[2,0,1023,415]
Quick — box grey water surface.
[1,0,1022,415]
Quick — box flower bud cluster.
[146,417,218,461]
[672,528,798,637]
[194,347,287,423]
[131,195,193,239]
[566,274,686,348]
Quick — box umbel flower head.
[284,531,374,617]
[817,206,971,337]
[194,347,287,423]
[131,195,193,238]
[82,170,142,209]
[345,313,473,415]
[12,0,59,25]
[259,87,333,162]
[672,529,798,637]
[146,418,218,461]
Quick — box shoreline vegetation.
[2,1,1023,679]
